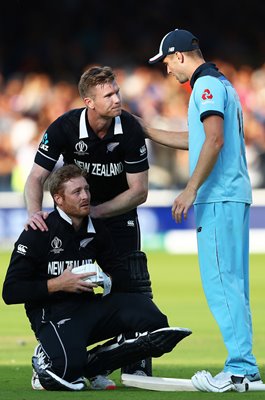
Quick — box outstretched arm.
[133,114,189,150]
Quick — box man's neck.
[87,110,112,139]
[71,217,84,231]
[56,207,85,231]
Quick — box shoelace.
[37,350,51,370]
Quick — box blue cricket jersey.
[188,63,252,204]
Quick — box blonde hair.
[48,164,87,197]
[78,66,116,98]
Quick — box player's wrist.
[186,183,197,194]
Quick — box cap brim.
[148,53,165,64]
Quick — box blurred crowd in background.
[0,60,265,192]
[0,0,265,192]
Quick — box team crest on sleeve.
[202,89,213,101]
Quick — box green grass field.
[1,250,265,399]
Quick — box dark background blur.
[1,0,265,193]
[1,0,265,80]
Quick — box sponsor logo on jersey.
[39,132,49,151]
[127,220,135,227]
[50,236,64,254]
[140,145,147,156]
[107,142,119,152]
[17,244,28,255]
[201,89,213,101]
[74,160,124,176]
[74,140,89,155]
[48,259,93,275]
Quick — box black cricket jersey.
[2,208,129,322]
[34,108,149,204]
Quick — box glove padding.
[72,263,111,296]
[122,251,153,298]
[191,370,246,392]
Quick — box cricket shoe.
[32,344,86,391]
[32,369,44,390]
[214,370,263,385]
[191,370,263,392]
[31,345,45,390]
[89,375,116,390]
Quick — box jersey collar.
[56,206,96,233]
[190,62,220,89]
[79,108,123,138]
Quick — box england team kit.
[188,63,258,375]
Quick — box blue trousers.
[194,202,259,375]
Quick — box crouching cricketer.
[2,164,191,391]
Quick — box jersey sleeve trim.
[125,156,148,165]
[37,150,58,162]
[200,110,224,122]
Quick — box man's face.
[163,54,189,84]
[87,81,122,117]
[55,176,90,218]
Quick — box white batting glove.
[72,263,112,296]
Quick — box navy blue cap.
[149,29,199,64]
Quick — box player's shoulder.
[120,110,145,135]
[195,75,226,90]
[57,108,84,124]
[47,108,84,134]
[90,216,106,231]
[90,217,111,239]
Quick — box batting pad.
[85,327,192,378]
[121,374,198,391]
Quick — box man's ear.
[84,97,95,110]
[53,194,62,206]
[176,51,184,63]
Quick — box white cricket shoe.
[214,370,263,384]
[192,369,263,392]
[31,369,44,390]
[31,345,45,390]
[89,375,116,390]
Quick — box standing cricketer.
[145,28,262,391]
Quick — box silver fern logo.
[107,142,119,152]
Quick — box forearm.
[91,189,147,218]
[133,114,188,150]
[146,127,189,150]
[188,140,221,191]
[24,176,45,216]
[47,276,63,293]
